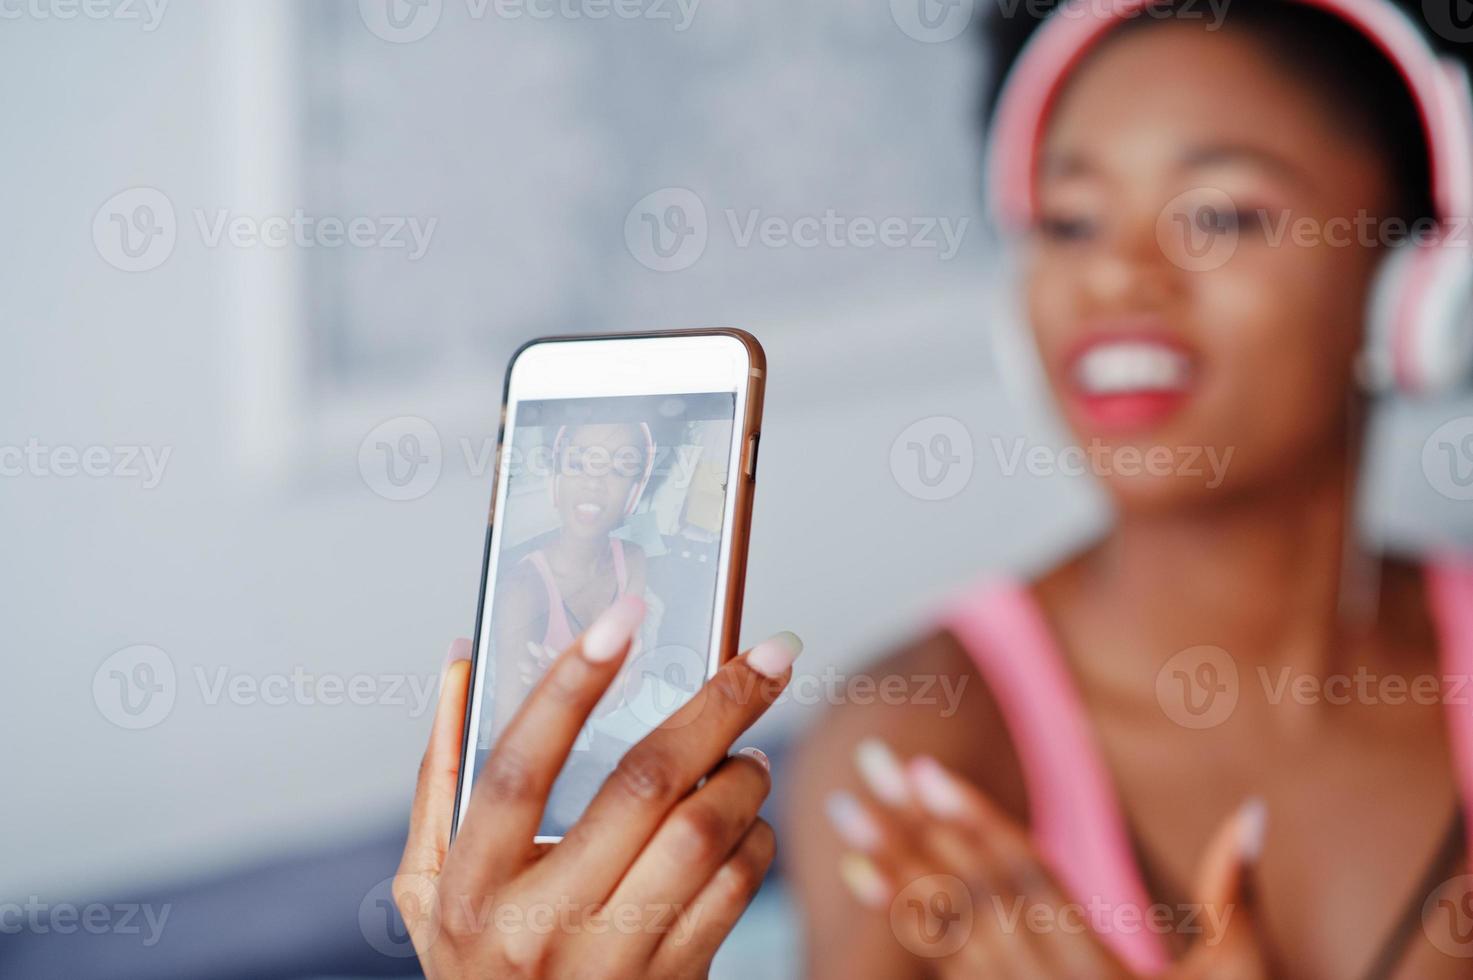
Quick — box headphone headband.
[550,421,657,517]
[987,0,1473,229]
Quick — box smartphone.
[453,329,765,842]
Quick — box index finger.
[526,631,803,901]
[444,594,647,890]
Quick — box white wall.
[4,0,1471,908]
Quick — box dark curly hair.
[978,0,1452,225]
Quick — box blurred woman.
[787,2,1473,977]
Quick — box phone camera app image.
[472,389,740,838]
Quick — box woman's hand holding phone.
[395,594,802,979]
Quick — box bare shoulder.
[784,624,1028,828]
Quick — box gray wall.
[4,0,1470,910]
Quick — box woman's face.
[554,423,647,539]
[1025,21,1398,511]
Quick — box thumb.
[1185,798,1268,968]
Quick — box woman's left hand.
[824,741,1268,979]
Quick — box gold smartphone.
[453,329,765,842]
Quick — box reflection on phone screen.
[472,392,737,837]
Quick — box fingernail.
[838,853,890,909]
[745,631,803,677]
[825,790,884,851]
[443,637,472,670]
[582,594,646,662]
[737,746,771,772]
[855,738,910,807]
[908,756,968,819]
[1237,797,1268,862]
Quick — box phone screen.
[469,391,740,838]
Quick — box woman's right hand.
[394,594,803,979]
[829,748,1271,979]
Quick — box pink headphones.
[549,422,657,517]
[986,0,1473,395]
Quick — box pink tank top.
[941,555,1473,975]
[523,538,630,651]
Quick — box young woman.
[494,421,654,699]
[786,2,1473,978]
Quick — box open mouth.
[571,501,607,526]
[1065,332,1196,433]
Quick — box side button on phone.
[744,433,760,479]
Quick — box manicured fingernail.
[838,853,889,909]
[745,631,803,677]
[1237,797,1268,862]
[855,738,910,807]
[825,790,883,851]
[908,756,968,819]
[443,637,472,669]
[737,746,771,772]
[582,594,646,662]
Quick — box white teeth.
[1075,342,1191,394]
[575,503,602,515]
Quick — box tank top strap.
[1427,555,1473,869]
[522,549,575,651]
[939,580,1170,975]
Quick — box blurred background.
[3,0,1470,976]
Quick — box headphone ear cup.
[1363,242,1473,395]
